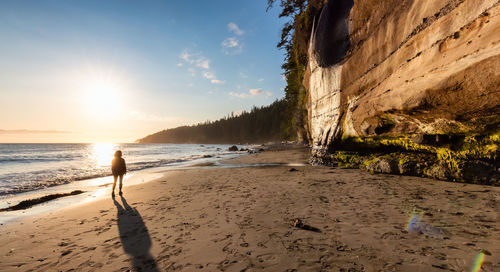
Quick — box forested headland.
[136,100,293,144]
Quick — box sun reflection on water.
[91,143,118,167]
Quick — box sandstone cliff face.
[307,0,500,152]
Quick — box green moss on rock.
[321,130,499,185]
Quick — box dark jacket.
[111,157,126,176]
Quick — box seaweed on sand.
[0,190,85,212]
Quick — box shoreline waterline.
[0,143,254,196]
[0,147,257,225]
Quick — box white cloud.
[180,51,192,62]
[203,71,215,79]
[229,92,247,99]
[258,78,264,82]
[229,88,271,99]
[249,88,262,95]
[179,49,222,84]
[211,79,225,84]
[228,22,244,36]
[180,50,210,69]
[233,109,244,117]
[222,37,240,48]
[221,37,243,55]
[177,63,183,67]
[129,111,180,123]
[195,58,210,69]
[222,23,244,55]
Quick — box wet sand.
[0,147,498,271]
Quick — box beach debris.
[228,145,238,151]
[293,218,321,233]
[0,190,85,212]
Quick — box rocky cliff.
[304,0,499,183]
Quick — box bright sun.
[84,76,123,116]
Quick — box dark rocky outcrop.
[303,0,499,184]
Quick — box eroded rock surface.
[307,0,500,150]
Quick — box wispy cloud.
[203,71,215,79]
[203,71,225,84]
[258,78,264,82]
[180,50,224,83]
[221,37,243,55]
[0,129,71,134]
[229,88,271,99]
[196,58,210,69]
[211,79,225,84]
[179,50,210,69]
[229,92,248,99]
[228,22,244,36]
[187,68,196,77]
[129,111,180,123]
[180,51,192,62]
[221,22,244,55]
[233,109,244,117]
[249,88,263,95]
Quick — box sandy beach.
[0,147,499,271]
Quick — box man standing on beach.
[111,150,126,197]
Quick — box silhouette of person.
[111,150,126,197]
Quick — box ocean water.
[0,143,242,196]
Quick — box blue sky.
[0,0,287,142]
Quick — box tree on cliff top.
[267,0,320,143]
[267,0,307,50]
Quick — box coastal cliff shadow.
[314,0,354,67]
[113,195,159,272]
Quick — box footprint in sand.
[257,253,279,263]
[319,196,329,203]
[60,250,72,256]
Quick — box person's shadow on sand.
[113,195,159,272]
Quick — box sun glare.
[91,143,118,167]
[85,80,121,116]
[79,67,127,117]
